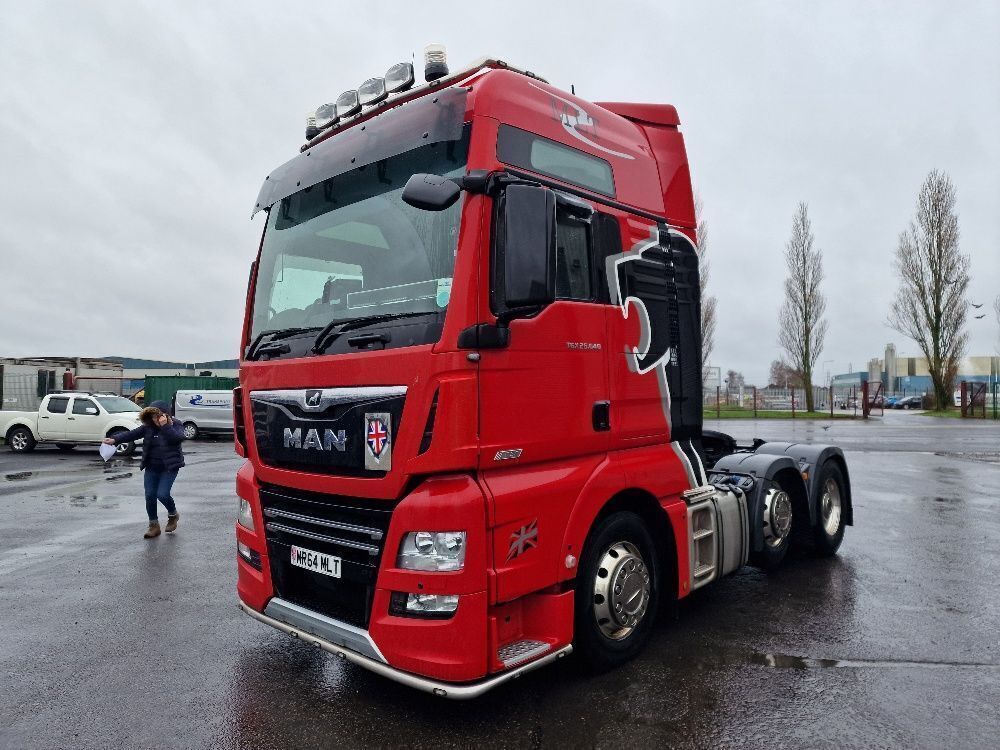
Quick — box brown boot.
[144,521,161,539]
[165,513,180,533]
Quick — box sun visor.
[253,86,468,215]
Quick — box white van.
[173,390,234,439]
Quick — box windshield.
[250,126,470,344]
[96,396,142,413]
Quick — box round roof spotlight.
[385,62,415,93]
[335,89,361,119]
[424,43,448,82]
[358,77,387,107]
[305,113,319,140]
[314,102,337,129]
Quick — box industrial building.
[831,344,1000,394]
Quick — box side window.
[555,209,592,301]
[72,398,97,415]
[46,397,69,414]
[592,212,623,303]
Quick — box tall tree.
[696,195,718,384]
[778,203,828,411]
[994,295,1000,354]
[888,170,969,410]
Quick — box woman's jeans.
[144,468,179,522]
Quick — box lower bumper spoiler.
[238,600,572,699]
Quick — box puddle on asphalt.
[934,451,1000,465]
[752,652,1000,670]
[4,471,33,481]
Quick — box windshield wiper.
[311,311,440,355]
[245,327,321,361]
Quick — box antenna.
[571,84,576,95]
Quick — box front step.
[498,639,551,669]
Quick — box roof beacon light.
[384,62,415,93]
[358,77,387,107]
[335,89,361,119]
[423,43,448,82]
[314,102,337,129]
[305,113,319,140]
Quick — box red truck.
[235,49,852,698]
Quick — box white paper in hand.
[99,443,117,461]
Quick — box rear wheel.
[812,463,847,556]
[749,482,794,569]
[7,427,36,453]
[109,429,136,456]
[56,443,76,452]
[182,422,198,440]
[574,512,659,671]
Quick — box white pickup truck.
[1,392,144,455]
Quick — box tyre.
[182,422,198,440]
[7,426,36,453]
[109,429,136,456]
[812,462,847,556]
[56,443,76,452]
[574,511,659,671]
[749,481,794,569]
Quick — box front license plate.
[290,545,341,578]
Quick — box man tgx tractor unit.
[235,48,852,698]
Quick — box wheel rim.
[115,441,129,454]
[763,488,793,548]
[820,478,842,537]
[183,424,196,439]
[11,433,27,450]
[592,541,651,640]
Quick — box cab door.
[65,396,102,440]
[38,396,71,439]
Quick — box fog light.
[397,531,465,571]
[238,497,254,531]
[314,102,337,129]
[238,541,262,570]
[335,89,361,119]
[390,591,459,618]
[384,62,415,93]
[358,77,387,107]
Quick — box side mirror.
[498,184,556,311]
[401,173,461,211]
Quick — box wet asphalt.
[1,412,999,749]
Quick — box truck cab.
[236,53,852,697]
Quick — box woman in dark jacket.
[104,400,185,539]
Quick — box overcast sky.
[1,0,997,383]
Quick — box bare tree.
[888,170,969,410]
[768,358,803,388]
[994,295,1000,354]
[696,194,718,383]
[778,203,828,411]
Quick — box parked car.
[885,396,899,408]
[173,389,234,439]
[0,392,143,454]
[894,395,923,410]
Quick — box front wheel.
[109,430,136,456]
[7,427,36,453]
[812,463,847,556]
[574,512,659,671]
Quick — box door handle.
[68,417,76,420]
[41,415,49,419]
[592,401,611,432]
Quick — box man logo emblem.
[304,389,322,408]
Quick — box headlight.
[397,531,465,571]
[238,497,254,531]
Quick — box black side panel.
[663,229,702,444]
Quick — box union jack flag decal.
[366,417,388,458]
[507,520,538,560]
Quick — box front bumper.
[239,598,572,699]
